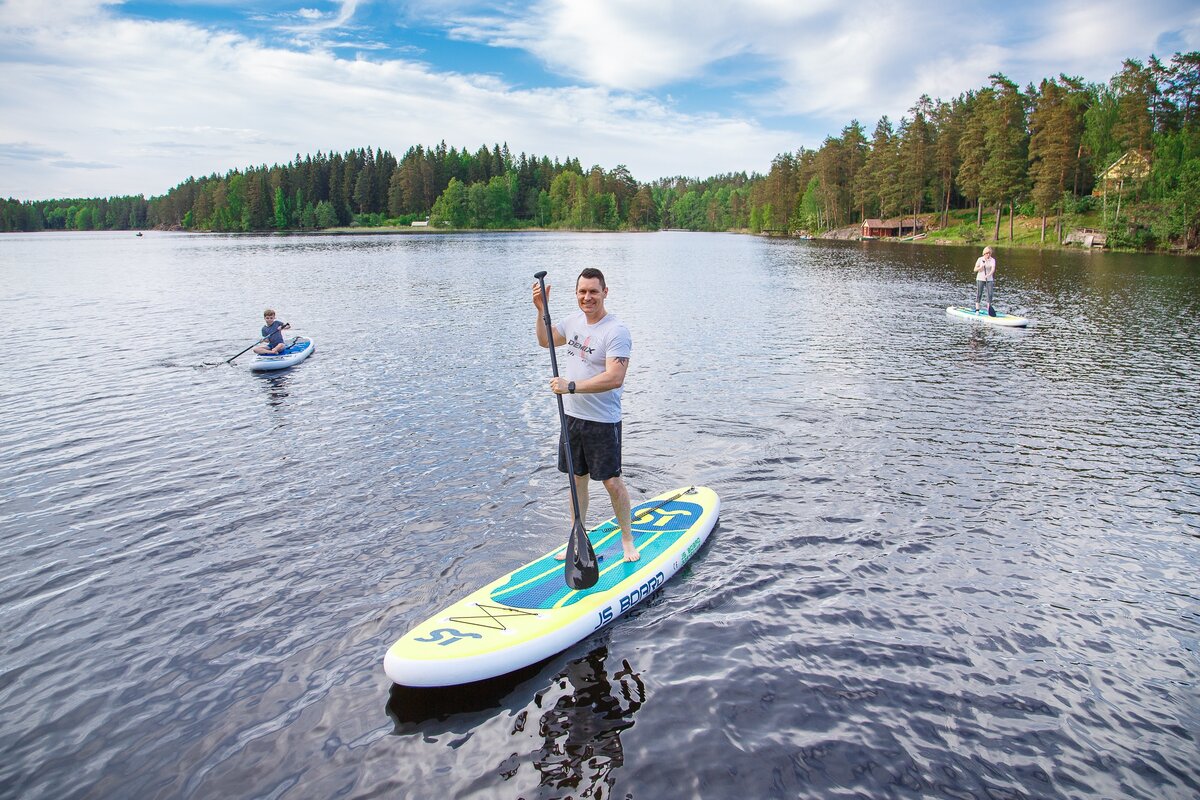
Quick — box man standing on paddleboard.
[532,268,639,562]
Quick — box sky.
[2,0,1198,200]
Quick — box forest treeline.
[2,51,1198,249]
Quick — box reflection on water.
[388,644,644,799]
[254,370,293,407]
[525,645,645,797]
[0,232,1197,799]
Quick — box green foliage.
[1107,222,1157,249]
[0,195,148,232]
[626,186,658,230]
[315,201,339,228]
[272,187,290,229]
[484,174,516,227]
[797,176,822,231]
[1165,158,1200,240]
[352,212,389,227]
[430,177,469,227]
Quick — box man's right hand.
[532,281,550,310]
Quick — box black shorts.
[558,416,622,481]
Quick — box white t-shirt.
[974,256,996,281]
[554,311,632,423]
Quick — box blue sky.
[2,0,1198,200]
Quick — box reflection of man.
[532,268,638,562]
[533,646,646,793]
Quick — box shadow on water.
[386,658,554,731]
[387,643,646,796]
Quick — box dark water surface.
[1,231,1197,799]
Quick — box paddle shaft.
[227,323,291,363]
[534,273,585,528]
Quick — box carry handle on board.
[535,271,600,590]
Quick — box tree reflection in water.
[523,645,645,796]
[386,644,646,798]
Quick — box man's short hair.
[577,267,606,290]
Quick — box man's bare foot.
[622,538,640,562]
[553,551,566,561]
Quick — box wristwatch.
[567,381,576,394]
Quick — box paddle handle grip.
[535,273,563,380]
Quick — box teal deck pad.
[491,499,704,609]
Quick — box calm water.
[1,230,1197,800]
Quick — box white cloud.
[1020,0,1200,79]
[3,0,1198,200]
[442,0,838,91]
[0,1,795,199]
[284,0,362,31]
[432,0,1200,123]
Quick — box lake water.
[1,230,1197,800]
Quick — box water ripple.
[0,232,1197,799]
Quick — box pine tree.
[841,120,869,222]
[981,75,1029,240]
[858,117,896,221]
[1029,77,1087,242]
[898,96,934,227]
[626,186,658,230]
[958,90,991,226]
[932,99,963,227]
[1112,59,1156,153]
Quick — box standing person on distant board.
[532,268,638,562]
[973,246,997,315]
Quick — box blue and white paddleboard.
[248,336,315,371]
[946,306,1029,327]
[384,486,719,687]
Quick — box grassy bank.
[910,208,1105,249]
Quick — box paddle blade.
[563,519,599,590]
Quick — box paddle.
[534,271,600,591]
[226,323,291,364]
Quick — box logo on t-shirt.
[567,335,595,360]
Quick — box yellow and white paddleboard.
[384,486,719,686]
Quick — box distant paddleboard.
[946,306,1028,327]
[383,486,719,687]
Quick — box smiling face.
[575,276,608,322]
